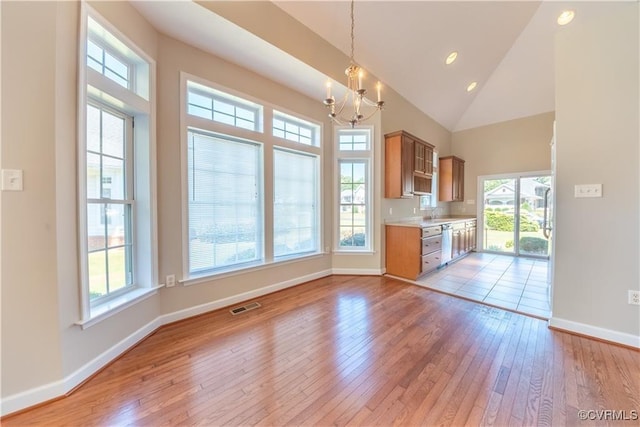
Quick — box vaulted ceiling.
[133,1,589,132]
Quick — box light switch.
[574,184,602,198]
[1,169,23,191]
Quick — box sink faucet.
[430,207,440,220]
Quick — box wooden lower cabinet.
[451,219,477,262]
[386,225,442,280]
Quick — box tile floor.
[416,252,551,318]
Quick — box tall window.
[187,131,262,274]
[274,149,319,258]
[182,75,322,280]
[336,128,372,251]
[79,7,156,323]
[86,104,133,299]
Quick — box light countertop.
[385,216,476,228]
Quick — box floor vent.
[230,302,261,315]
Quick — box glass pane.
[212,111,235,126]
[213,100,234,116]
[352,162,365,182]
[188,92,211,109]
[482,178,516,253]
[236,107,254,121]
[519,176,551,257]
[236,118,255,131]
[104,69,128,89]
[285,132,299,142]
[88,250,107,300]
[87,203,105,251]
[102,156,125,199]
[273,118,285,131]
[87,105,101,152]
[106,204,126,247]
[86,152,101,199]
[107,247,127,292]
[188,105,212,120]
[87,40,103,65]
[102,110,125,158]
[104,52,128,83]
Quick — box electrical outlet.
[166,274,176,288]
[629,290,640,305]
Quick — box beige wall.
[1,0,64,396]
[451,112,554,216]
[553,2,639,340]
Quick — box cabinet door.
[424,146,434,175]
[414,140,426,174]
[453,158,465,201]
[401,136,414,197]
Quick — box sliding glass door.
[480,173,552,258]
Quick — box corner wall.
[451,112,554,216]
[552,2,639,345]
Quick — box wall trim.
[159,269,332,325]
[548,317,640,349]
[0,269,332,417]
[331,268,384,276]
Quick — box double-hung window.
[79,7,156,325]
[86,103,133,298]
[336,127,372,251]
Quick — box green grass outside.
[88,249,126,299]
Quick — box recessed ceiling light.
[557,10,575,26]
[445,51,458,65]
[466,81,478,92]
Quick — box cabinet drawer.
[421,251,441,273]
[422,225,442,238]
[422,235,442,255]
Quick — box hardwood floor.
[4,275,639,426]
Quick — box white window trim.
[334,125,374,253]
[180,72,323,283]
[77,3,158,326]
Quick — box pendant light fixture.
[323,0,384,128]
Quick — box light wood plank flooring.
[3,275,639,426]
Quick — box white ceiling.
[132,1,589,132]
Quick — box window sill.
[333,249,376,255]
[181,251,327,287]
[76,285,162,329]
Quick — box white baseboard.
[158,269,332,325]
[0,269,332,417]
[331,268,384,275]
[548,317,640,348]
[1,318,162,416]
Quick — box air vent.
[230,301,261,315]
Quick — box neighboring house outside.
[340,184,366,212]
[485,180,549,209]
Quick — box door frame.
[476,170,552,258]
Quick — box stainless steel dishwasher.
[440,223,453,265]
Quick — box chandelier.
[323,0,384,128]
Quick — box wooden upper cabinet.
[414,140,434,176]
[439,155,465,202]
[385,130,435,199]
